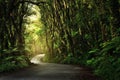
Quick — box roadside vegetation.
[0,0,120,79]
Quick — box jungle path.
[0,54,99,80]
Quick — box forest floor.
[0,54,100,80]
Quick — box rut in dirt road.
[0,54,100,80]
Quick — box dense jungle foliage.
[0,0,31,72]
[0,0,120,80]
[40,0,120,80]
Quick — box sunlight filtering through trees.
[0,0,120,79]
[25,5,47,57]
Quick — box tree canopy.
[0,0,120,79]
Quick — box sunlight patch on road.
[30,54,45,64]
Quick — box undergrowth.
[44,37,120,80]
[87,37,120,80]
[0,55,29,72]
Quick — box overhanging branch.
[19,0,47,5]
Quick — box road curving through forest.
[0,54,100,80]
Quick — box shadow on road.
[0,54,100,80]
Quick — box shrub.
[0,55,29,72]
[87,37,120,80]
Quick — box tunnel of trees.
[0,0,120,80]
